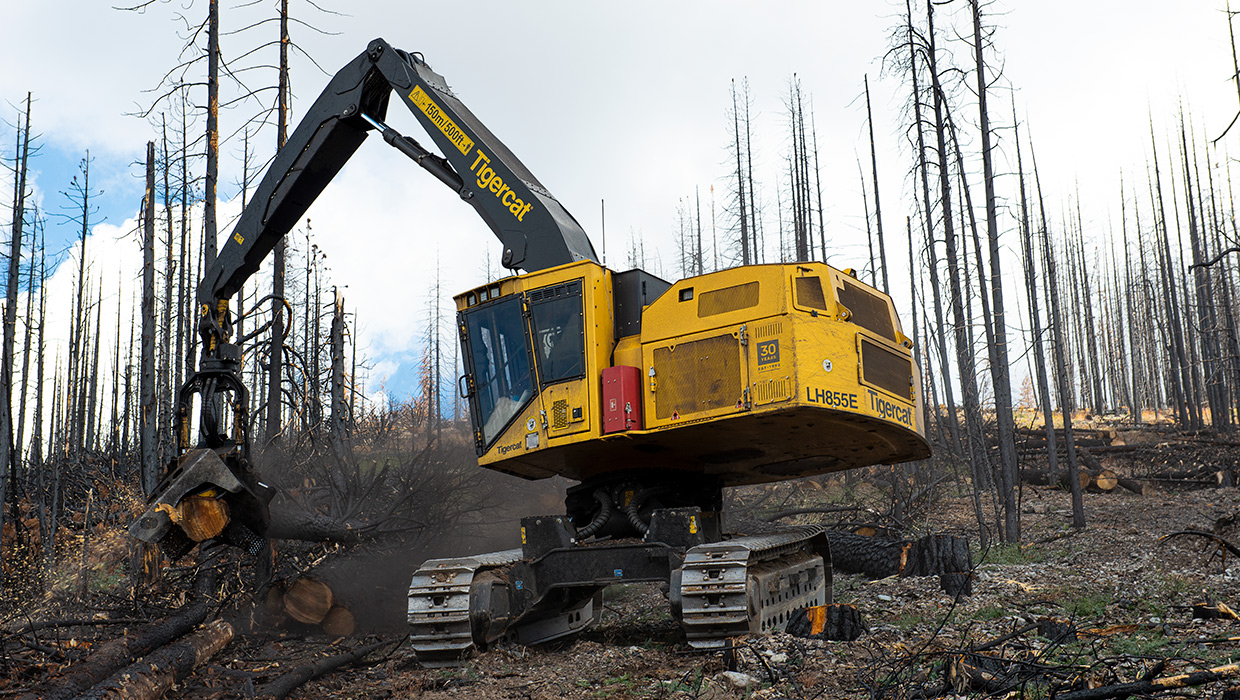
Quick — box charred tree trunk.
[1014,115,1060,479]
[2,94,31,539]
[140,142,158,494]
[925,0,994,546]
[266,0,290,450]
[865,75,889,292]
[971,0,1018,542]
[1031,146,1085,529]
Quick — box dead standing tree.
[1,94,32,552]
[968,0,1019,542]
[923,0,997,546]
[140,142,158,494]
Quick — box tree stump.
[1037,616,1077,643]
[941,570,973,597]
[903,534,972,578]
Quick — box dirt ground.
[8,470,1240,699]
[202,486,1240,699]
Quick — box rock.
[716,671,760,689]
[877,594,894,602]
[766,652,788,664]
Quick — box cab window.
[463,295,534,447]
[528,280,585,385]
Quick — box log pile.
[1016,427,1240,494]
[77,619,234,700]
[264,576,357,636]
[1020,467,1121,493]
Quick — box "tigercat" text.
[471,149,534,222]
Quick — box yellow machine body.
[455,260,929,488]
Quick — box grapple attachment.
[129,448,274,559]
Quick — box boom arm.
[132,38,597,558]
[202,37,596,311]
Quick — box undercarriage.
[407,472,832,666]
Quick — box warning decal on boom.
[409,85,475,155]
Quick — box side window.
[529,280,585,385]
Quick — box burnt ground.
[258,488,1240,700]
[8,437,1240,699]
[181,487,1240,699]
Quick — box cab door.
[528,280,591,439]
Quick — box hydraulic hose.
[576,489,612,539]
[624,485,672,535]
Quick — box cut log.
[264,581,287,618]
[1020,468,1090,492]
[1078,447,1105,473]
[786,604,866,641]
[177,495,229,542]
[826,532,971,589]
[283,577,333,624]
[266,505,366,544]
[850,524,896,538]
[76,619,234,700]
[321,606,356,636]
[255,641,388,700]
[825,532,909,578]
[1116,478,1147,495]
[1087,469,1118,492]
[948,652,1014,694]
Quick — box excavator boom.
[204,38,596,309]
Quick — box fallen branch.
[255,640,389,700]
[1160,530,1240,558]
[77,619,234,700]
[1055,663,1240,700]
[1182,635,1240,645]
[969,622,1039,653]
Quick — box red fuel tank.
[602,365,642,434]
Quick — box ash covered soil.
[196,486,1240,700]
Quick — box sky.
[0,1,1237,411]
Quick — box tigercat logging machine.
[129,38,929,664]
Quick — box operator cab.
[460,274,590,453]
